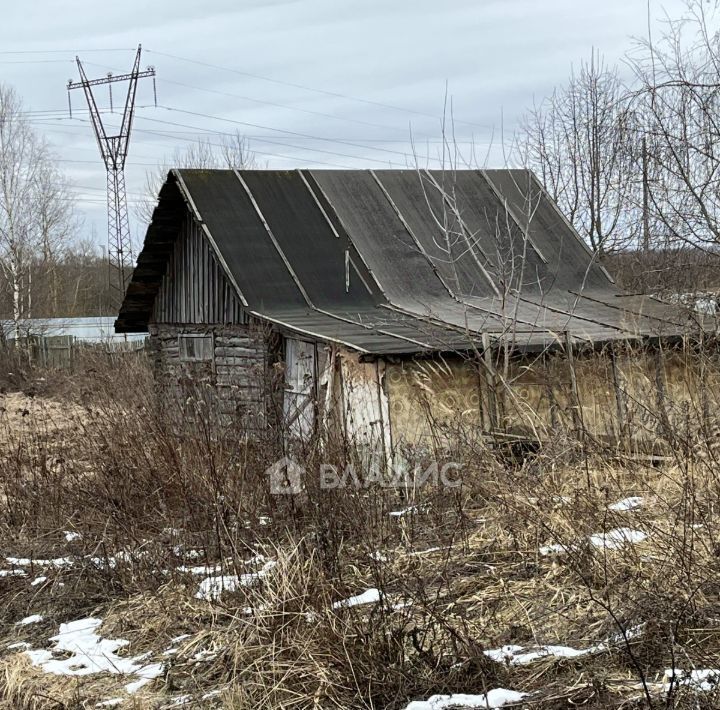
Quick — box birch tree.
[0,85,43,335]
[0,85,77,332]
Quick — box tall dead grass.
[0,345,719,708]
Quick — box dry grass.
[0,351,718,708]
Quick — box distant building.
[116,168,708,447]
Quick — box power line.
[80,59,431,137]
[29,118,485,144]
[33,112,450,169]
[135,112,405,166]
[43,117,363,168]
[157,76,415,135]
[0,59,75,65]
[0,48,135,54]
[146,49,492,131]
[149,105,439,165]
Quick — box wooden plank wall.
[152,213,247,326]
[148,323,268,428]
[148,211,274,428]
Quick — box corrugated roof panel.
[179,170,307,310]
[435,170,548,292]
[482,169,613,292]
[309,170,451,310]
[238,170,378,310]
[372,170,499,298]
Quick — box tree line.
[518,0,720,292]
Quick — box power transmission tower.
[68,45,156,309]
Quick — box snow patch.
[665,668,720,692]
[402,689,527,709]
[64,531,81,542]
[31,576,47,586]
[589,528,647,550]
[608,497,644,512]
[485,644,589,665]
[25,617,163,691]
[332,588,381,609]
[195,560,276,601]
[6,556,72,568]
[17,614,43,626]
[485,626,644,667]
[389,506,418,518]
[177,564,222,575]
[539,544,567,556]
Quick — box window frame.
[177,333,214,363]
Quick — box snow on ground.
[402,689,527,709]
[589,528,647,550]
[539,543,567,556]
[16,614,43,626]
[64,531,81,542]
[608,497,644,512]
[25,617,163,693]
[31,576,47,586]
[6,556,72,568]
[485,644,589,665]
[125,664,164,694]
[332,588,381,609]
[389,506,418,518]
[195,560,276,601]
[177,564,222,575]
[485,625,645,668]
[665,668,720,692]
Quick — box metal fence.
[15,334,147,369]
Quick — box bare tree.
[627,1,720,251]
[518,51,641,254]
[0,85,76,335]
[136,131,257,226]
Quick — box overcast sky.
[0,0,688,245]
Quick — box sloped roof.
[116,168,701,354]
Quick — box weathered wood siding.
[149,212,273,427]
[152,213,247,325]
[148,323,268,427]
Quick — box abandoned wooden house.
[115,168,711,448]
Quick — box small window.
[178,334,213,362]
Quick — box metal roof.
[116,168,703,353]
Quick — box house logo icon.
[266,457,305,495]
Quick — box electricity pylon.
[68,45,156,309]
